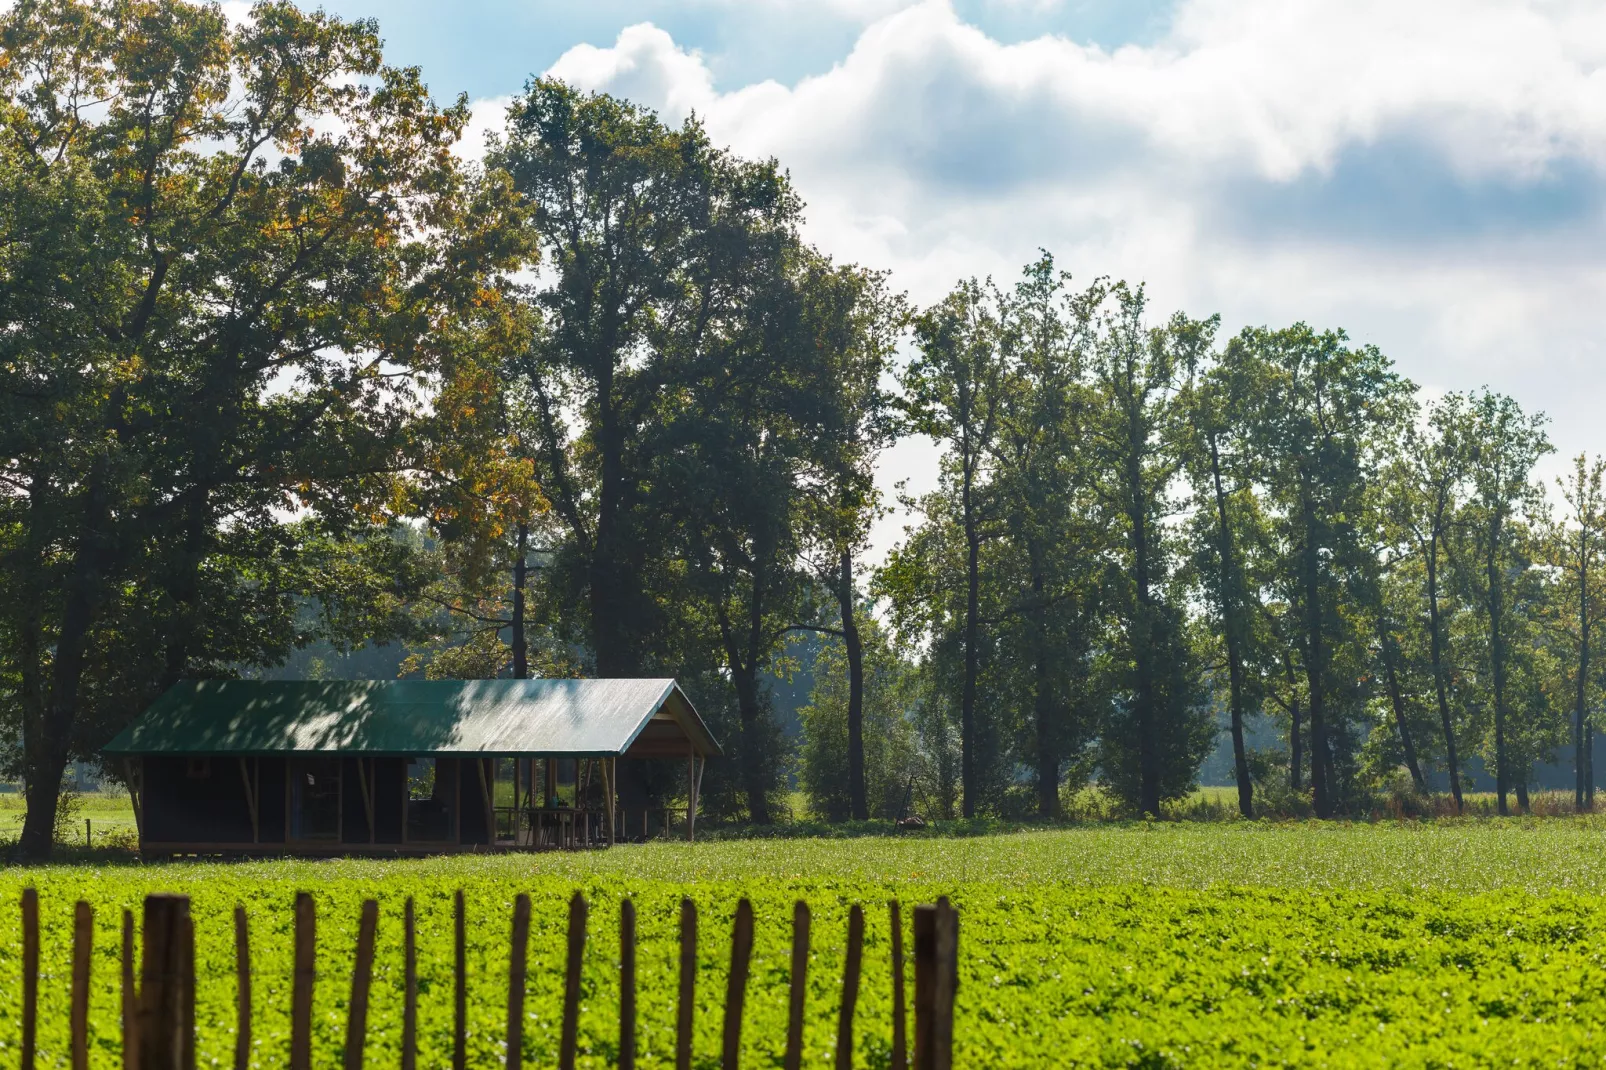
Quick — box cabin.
[101,678,721,855]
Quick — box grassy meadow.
[5,818,1606,1066]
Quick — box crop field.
[6,821,1606,1067]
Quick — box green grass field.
[7,820,1606,1066]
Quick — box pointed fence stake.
[912,899,959,1070]
[180,915,196,1070]
[291,893,315,1070]
[720,899,755,1070]
[619,899,637,1070]
[505,894,531,1070]
[21,887,38,1070]
[344,900,379,1070]
[137,894,192,1070]
[402,898,417,1070]
[123,908,138,1070]
[889,901,907,1070]
[234,907,251,1070]
[783,902,811,1070]
[835,905,864,1070]
[72,901,93,1070]
[676,899,697,1070]
[559,892,588,1070]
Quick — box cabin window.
[288,757,341,842]
[405,757,457,843]
[186,757,211,779]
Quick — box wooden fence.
[15,888,959,1070]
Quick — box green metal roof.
[102,679,722,758]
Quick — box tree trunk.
[1127,442,1160,818]
[1029,553,1058,820]
[589,372,636,678]
[512,524,529,680]
[1299,487,1331,818]
[1286,652,1302,793]
[960,461,981,820]
[1380,630,1426,791]
[732,668,772,825]
[838,550,868,821]
[1576,532,1589,811]
[1208,435,1253,819]
[1487,516,1509,817]
[1425,541,1463,811]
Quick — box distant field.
[7,822,1606,1066]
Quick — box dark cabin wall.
[459,757,491,845]
[144,756,254,843]
[259,757,286,843]
[373,757,405,844]
[341,758,368,845]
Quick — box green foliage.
[11,825,1606,1065]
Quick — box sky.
[314,0,1606,557]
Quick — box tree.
[1457,391,1550,815]
[1381,394,1474,810]
[1180,316,1262,817]
[896,281,1006,818]
[1234,324,1412,817]
[1549,455,1606,810]
[0,0,518,858]
[1086,285,1213,816]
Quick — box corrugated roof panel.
[101,679,722,758]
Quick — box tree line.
[1,1,1599,859]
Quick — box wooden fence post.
[123,908,138,1070]
[344,900,379,1070]
[889,901,907,1070]
[676,899,696,1070]
[72,901,93,1070]
[721,899,755,1070]
[783,902,810,1070]
[506,894,531,1070]
[912,900,958,1070]
[21,887,38,1070]
[136,894,191,1070]
[291,892,315,1070]
[234,907,251,1070]
[401,898,417,1070]
[453,889,467,1070]
[619,898,636,1070]
[180,914,196,1070]
[559,892,588,1070]
[835,904,864,1070]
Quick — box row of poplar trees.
[2,2,1600,860]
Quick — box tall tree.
[0,0,516,858]
[1551,455,1606,810]
[1087,286,1213,816]
[897,281,1005,818]
[1458,391,1550,815]
[1235,324,1412,818]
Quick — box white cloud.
[524,0,1606,556]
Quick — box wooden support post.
[234,908,251,1070]
[559,893,587,1070]
[835,905,865,1070]
[784,902,811,1070]
[604,758,617,847]
[453,890,466,1070]
[238,760,259,845]
[122,908,137,1070]
[890,901,908,1070]
[137,894,191,1070]
[72,901,93,1070]
[401,898,417,1070]
[676,899,696,1070]
[291,893,315,1070]
[477,759,495,845]
[355,760,375,845]
[344,900,379,1070]
[619,898,636,1070]
[21,887,38,1070]
[506,894,531,1070]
